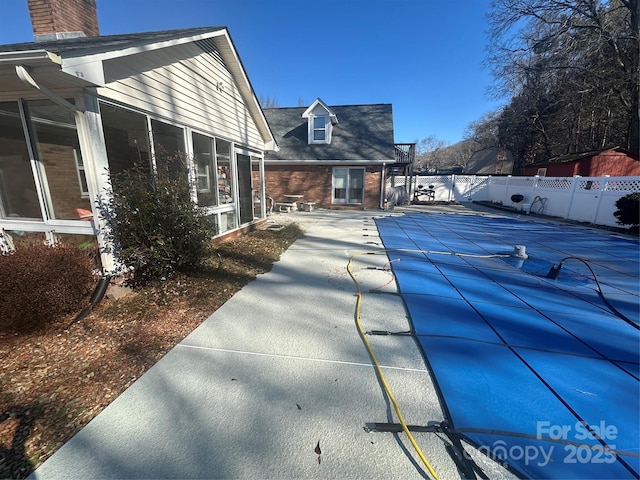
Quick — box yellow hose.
[347,250,440,480]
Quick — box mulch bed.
[0,226,303,479]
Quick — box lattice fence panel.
[604,179,640,191]
[537,178,573,190]
[578,179,602,191]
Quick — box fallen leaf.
[0,228,304,473]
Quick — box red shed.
[524,147,640,177]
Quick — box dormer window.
[313,116,327,141]
[302,98,338,145]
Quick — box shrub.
[613,192,640,230]
[98,153,217,287]
[0,242,95,332]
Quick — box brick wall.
[38,141,91,220]
[363,167,382,209]
[28,0,99,38]
[265,165,382,210]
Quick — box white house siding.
[97,42,264,149]
[310,104,327,116]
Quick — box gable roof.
[0,27,226,57]
[465,147,514,174]
[0,27,276,150]
[528,146,640,166]
[263,103,395,163]
[302,98,338,125]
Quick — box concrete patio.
[31,203,635,479]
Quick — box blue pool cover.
[375,213,639,479]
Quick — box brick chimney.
[27,0,100,41]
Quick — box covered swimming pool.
[375,212,639,479]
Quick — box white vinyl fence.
[387,174,640,228]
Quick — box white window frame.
[195,162,211,193]
[332,167,365,204]
[74,149,90,198]
[311,116,327,143]
[215,138,234,205]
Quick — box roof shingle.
[0,27,225,55]
[263,103,395,162]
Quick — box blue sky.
[0,0,505,145]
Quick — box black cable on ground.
[355,244,638,478]
[547,256,639,330]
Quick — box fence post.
[502,176,512,205]
[470,175,477,202]
[565,176,581,219]
[449,174,455,202]
[592,175,610,224]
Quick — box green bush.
[613,192,640,230]
[98,153,217,287]
[0,242,95,332]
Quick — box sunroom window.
[25,99,91,220]
[192,132,217,207]
[216,139,233,204]
[151,119,186,179]
[0,102,41,219]
[100,103,151,176]
[0,99,91,222]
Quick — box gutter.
[263,159,392,166]
[0,49,61,64]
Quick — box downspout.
[16,64,111,325]
[380,163,387,210]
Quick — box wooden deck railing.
[394,143,416,164]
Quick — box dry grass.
[0,224,304,479]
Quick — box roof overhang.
[0,49,97,100]
[0,28,278,150]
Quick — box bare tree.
[414,136,448,171]
[447,140,482,171]
[259,95,279,108]
[465,110,501,148]
[486,0,639,155]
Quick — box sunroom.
[0,27,277,273]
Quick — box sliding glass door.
[332,167,364,204]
